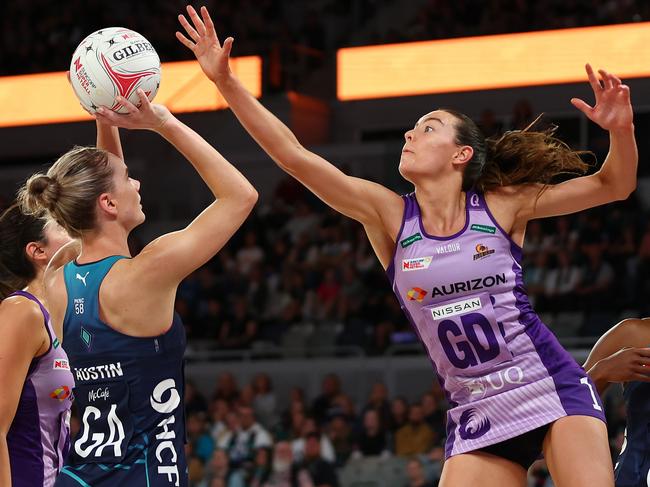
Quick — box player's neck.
[415,180,466,235]
[24,271,46,301]
[77,226,132,263]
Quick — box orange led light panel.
[337,23,650,100]
[0,56,262,127]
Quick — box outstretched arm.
[176,6,403,244]
[515,64,637,222]
[96,92,258,289]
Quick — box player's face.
[107,154,145,230]
[399,110,462,183]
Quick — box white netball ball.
[69,27,161,114]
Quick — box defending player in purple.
[0,205,74,487]
[177,6,637,486]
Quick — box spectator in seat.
[219,296,259,349]
[291,432,339,487]
[389,396,409,432]
[405,458,437,487]
[292,417,336,464]
[213,371,240,404]
[395,405,435,457]
[265,441,294,487]
[354,409,389,457]
[311,374,341,425]
[253,372,278,429]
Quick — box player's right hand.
[94,89,171,131]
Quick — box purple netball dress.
[6,290,75,486]
[388,191,605,458]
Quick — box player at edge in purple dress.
[177,6,637,486]
[0,204,75,487]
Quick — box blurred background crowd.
[90,369,622,487]
[2,1,650,486]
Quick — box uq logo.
[458,366,526,399]
[151,379,182,486]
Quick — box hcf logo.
[151,379,182,486]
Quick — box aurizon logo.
[431,273,506,297]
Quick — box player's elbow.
[617,178,636,200]
[611,183,635,201]
[240,186,259,212]
[599,177,635,202]
[240,185,259,214]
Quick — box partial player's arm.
[96,120,123,159]
[175,6,403,248]
[584,318,650,394]
[95,91,258,288]
[0,300,48,485]
[514,64,636,222]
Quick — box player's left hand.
[176,5,233,85]
[592,346,650,385]
[571,64,634,132]
[94,89,171,131]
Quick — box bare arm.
[95,92,258,290]
[175,6,403,243]
[584,318,650,394]
[0,300,48,485]
[514,65,636,223]
[96,120,123,159]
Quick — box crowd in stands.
[2,0,649,92]
[108,369,624,486]
[177,371,450,485]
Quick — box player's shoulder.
[485,184,541,209]
[0,294,46,336]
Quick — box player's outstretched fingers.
[176,30,195,50]
[178,13,200,42]
[598,69,613,90]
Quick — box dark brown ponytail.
[442,109,591,194]
[478,119,591,192]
